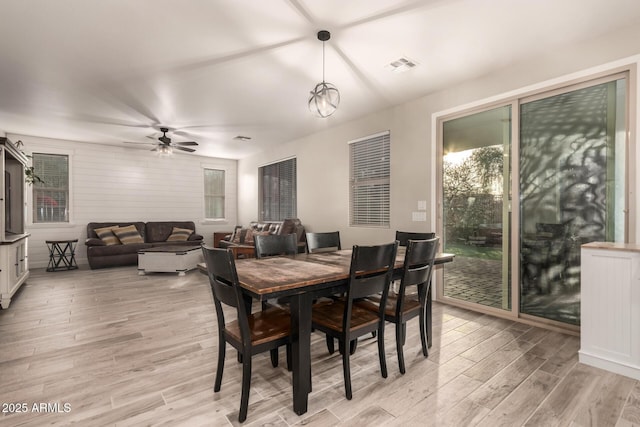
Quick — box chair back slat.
[395,231,436,247]
[343,242,398,331]
[397,237,439,315]
[306,231,341,253]
[255,233,298,258]
[201,245,250,335]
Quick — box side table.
[46,239,79,272]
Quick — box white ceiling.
[1,0,639,159]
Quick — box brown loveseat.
[219,218,306,253]
[85,221,203,269]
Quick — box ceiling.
[1,0,639,159]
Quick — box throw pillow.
[113,224,144,245]
[232,228,245,244]
[244,227,255,244]
[94,226,121,246]
[166,227,194,242]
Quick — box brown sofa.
[85,221,204,269]
[219,218,306,253]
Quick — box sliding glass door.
[439,74,628,328]
[442,106,512,311]
[519,79,627,325]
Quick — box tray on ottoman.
[138,245,203,276]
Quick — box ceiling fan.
[125,127,199,153]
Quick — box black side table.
[46,239,79,272]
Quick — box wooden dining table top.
[198,248,454,298]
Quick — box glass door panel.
[442,106,512,310]
[519,79,626,325]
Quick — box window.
[204,168,225,219]
[259,158,296,221]
[32,153,69,223]
[349,131,390,227]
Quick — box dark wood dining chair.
[357,237,439,374]
[201,245,291,423]
[395,231,436,246]
[311,241,398,400]
[306,231,341,253]
[254,233,297,258]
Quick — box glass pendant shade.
[157,144,173,156]
[308,81,340,118]
[308,30,339,118]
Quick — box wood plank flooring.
[1,266,639,426]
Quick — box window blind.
[259,158,297,221]
[349,132,390,227]
[204,168,225,219]
[33,153,69,223]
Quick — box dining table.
[198,248,454,416]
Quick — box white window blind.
[204,168,225,219]
[259,158,297,221]
[32,153,69,223]
[349,131,390,227]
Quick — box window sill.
[27,222,77,229]
[200,219,229,225]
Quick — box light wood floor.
[1,267,639,426]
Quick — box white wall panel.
[8,135,237,268]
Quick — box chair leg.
[239,354,252,423]
[270,348,279,367]
[342,345,353,400]
[286,344,292,372]
[396,322,406,375]
[378,325,388,379]
[349,338,358,355]
[326,335,335,355]
[419,303,429,357]
[402,323,407,346]
[214,341,226,392]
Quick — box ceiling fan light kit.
[126,126,199,155]
[308,30,340,118]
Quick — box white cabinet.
[0,236,29,308]
[579,242,640,380]
[0,137,29,309]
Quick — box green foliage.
[14,140,44,185]
[444,145,504,243]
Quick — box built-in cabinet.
[579,242,640,380]
[0,137,29,309]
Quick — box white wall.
[237,25,640,249]
[9,135,237,268]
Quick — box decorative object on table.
[46,239,79,272]
[308,30,340,118]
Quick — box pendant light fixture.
[308,30,340,118]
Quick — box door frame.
[434,66,636,333]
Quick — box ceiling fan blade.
[173,141,198,146]
[174,146,196,153]
[124,141,154,145]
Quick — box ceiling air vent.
[386,56,418,73]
